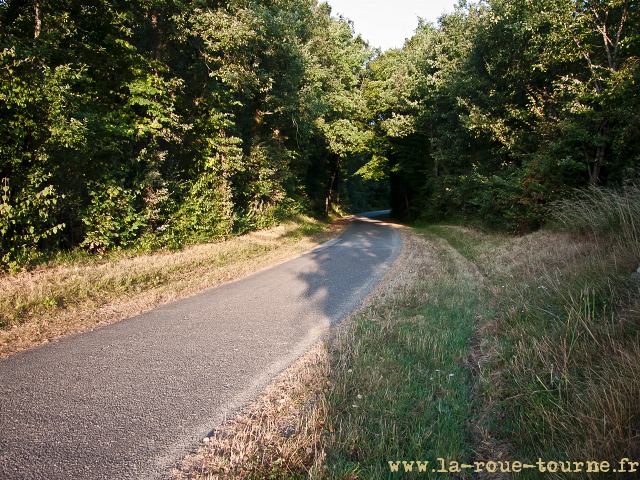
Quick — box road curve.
[0,213,401,479]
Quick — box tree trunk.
[590,123,608,185]
[151,9,165,63]
[34,2,41,38]
[591,143,606,186]
[327,158,340,212]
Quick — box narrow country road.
[0,213,401,479]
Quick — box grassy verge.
[0,215,346,357]
[421,188,640,478]
[320,230,486,479]
[322,205,639,478]
[173,188,640,480]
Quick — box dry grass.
[554,184,640,258]
[432,225,594,281]
[169,341,331,480]
[0,216,347,357]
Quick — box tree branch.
[612,0,630,71]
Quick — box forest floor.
[170,223,640,479]
[0,215,347,358]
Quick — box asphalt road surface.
[0,212,401,479]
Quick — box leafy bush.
[0,176,65,269]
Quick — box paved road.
[0,213,401,479]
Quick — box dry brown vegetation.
[0,216,347,357]
[170,341,331,480]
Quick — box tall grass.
[553,184,640,258]
[433,185,640,479]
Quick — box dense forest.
[1,0,639,268]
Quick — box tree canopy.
[367,0,639,231]
[1,0,639,267]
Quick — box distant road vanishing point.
[0,212,401,479]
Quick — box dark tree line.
[365,0,639,232]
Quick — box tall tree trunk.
[327,158,340,213]
[34,2,41,38]
[151,9,165,63]
[591,144,606,186]
[590,123,608,185]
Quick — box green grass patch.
[321,229,486,479]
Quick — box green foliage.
[0,176,65,268]
[365,0,640,232]
[167,172,235,245]
[4,0,637,267]
[0,0,381,269]
[80,183,146,252]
